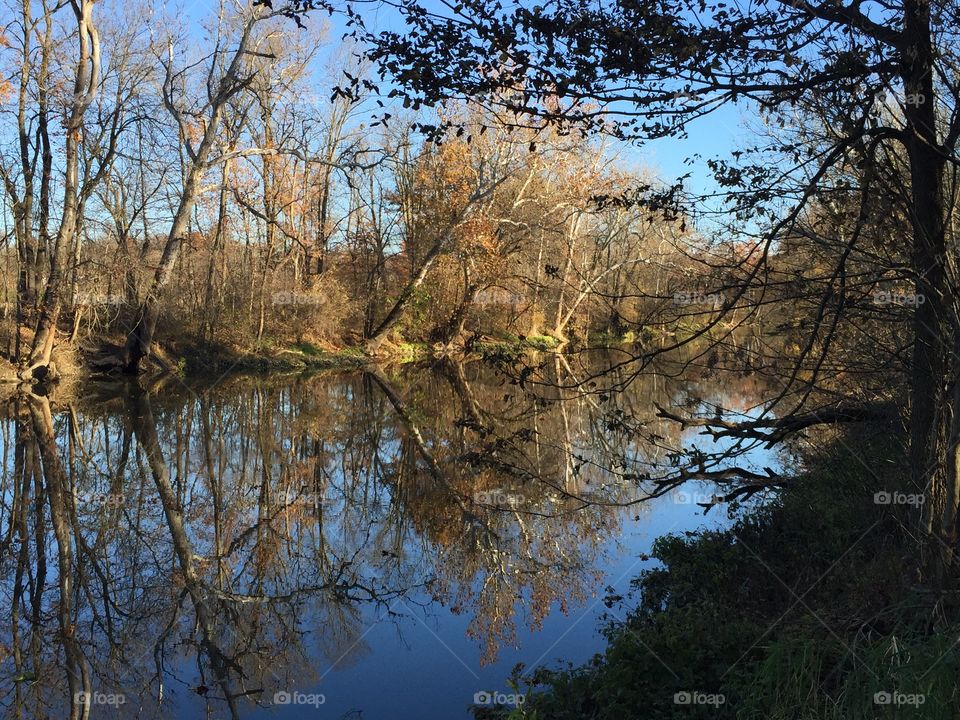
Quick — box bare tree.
[23,0,100,379]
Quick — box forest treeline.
[0,0,729,379]
[1,0,919,414]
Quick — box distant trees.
[353,110,689,353]
[0,0,686,375]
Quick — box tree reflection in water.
[0,358,773,717]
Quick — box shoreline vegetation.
[481,427,957,720]
[0,328,664,384]
[173,331,571,375]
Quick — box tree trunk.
[123,162,201,372]
[902,0,959,580]
[364,235,447,353]
[439,264,478,345]
[123,11,260,373]
[202,159,232,342]
[23,0,99,380]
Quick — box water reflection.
[0,358,774,718]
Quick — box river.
[0,355,782,718]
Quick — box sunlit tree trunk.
[24,0,101,380]
[124,10,261,373]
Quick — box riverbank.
[490,423,957,719]
[156,326,680,377]
[149,333,569,376]
[4,322,676,384]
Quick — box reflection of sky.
[232,399,770,720]
[238,492,735,720]
[680,396,788,476]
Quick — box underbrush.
[481,426,960,719]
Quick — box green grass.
[281,342,368,369]
[523,334,561,350]
[336,345,368,358]
[291,341,325,357]
[393,341,429,362]
[475,333,562,360]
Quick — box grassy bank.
[488,425,960,719]
[166,333,566,377]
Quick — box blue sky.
[173,0,747,199]
[625,103,745,196]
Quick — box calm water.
[0,356,780,719]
